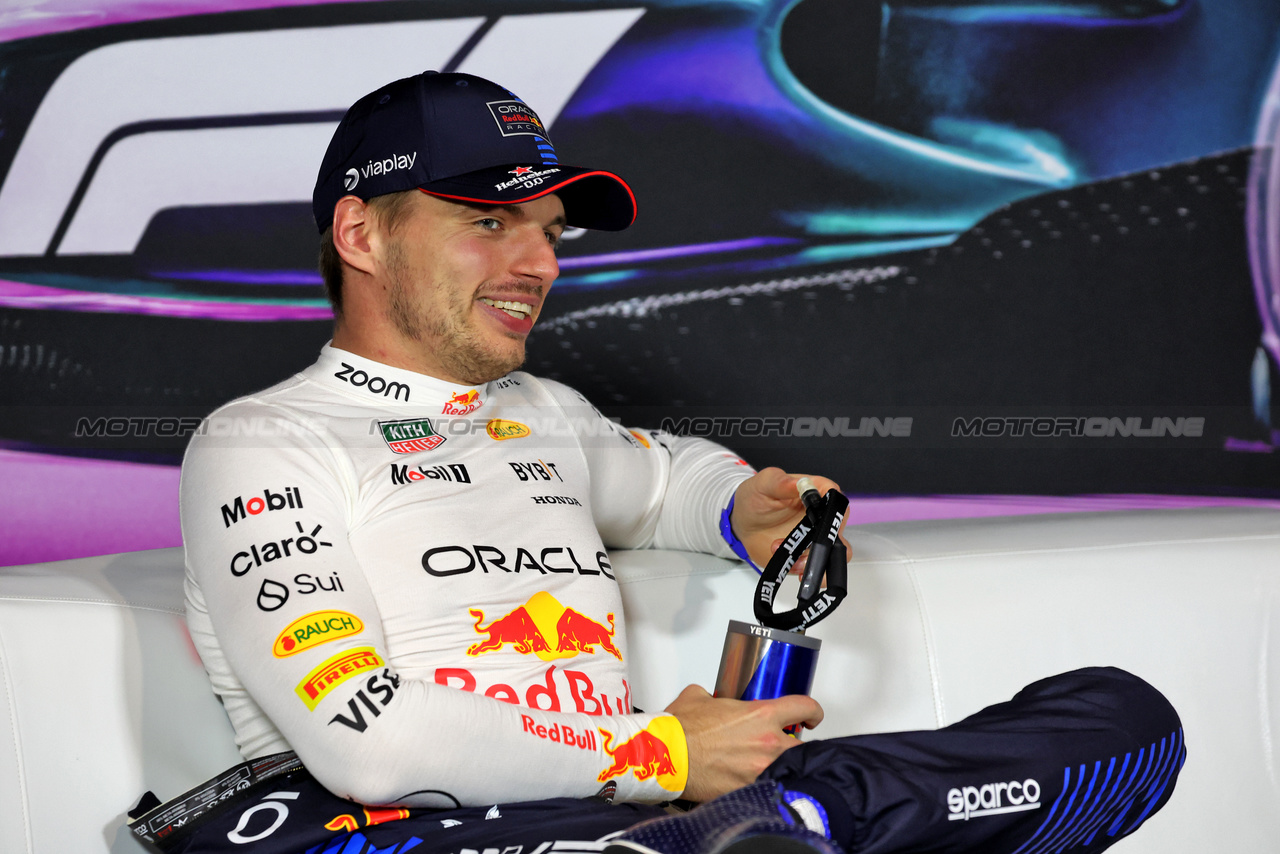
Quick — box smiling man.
[175,71,1183,854]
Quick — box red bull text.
[521,715,598,750]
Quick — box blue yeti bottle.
[713,480,849,736]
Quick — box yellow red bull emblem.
[597,717,688,794]
[295,647,383,710]
[273,610,363,658]
[468,591,622,661]
[486,419,530,441]
[442,389,483,416]
[324,807,410,832]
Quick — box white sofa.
[1,508,1278,853]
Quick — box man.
[177,71,1182,854]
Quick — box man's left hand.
[729,467,850,572]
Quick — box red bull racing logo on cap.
[467,591,622,662]
[487,100,548,139]
[597,718,688,794]
[442,389,482,416]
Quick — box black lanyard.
[753,488,849,632]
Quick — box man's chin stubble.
[440,340,525,385]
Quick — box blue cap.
[313,71,635,232]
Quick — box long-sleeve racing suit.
[181,344,755,809]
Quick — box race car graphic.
[1,0,1278,564]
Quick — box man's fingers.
[666,683,712,710]
[755,467,799,506]
[764,693,824,731]
[795,473,842,499]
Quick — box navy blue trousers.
[151,667,1182,854]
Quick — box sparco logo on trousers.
[335,362,410,400]
[221,487,303,527]
[947,778,1041,821]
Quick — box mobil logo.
[441,389,482,416]
[272,610,363,657]
[467,591,621,662]
[597,718,687,794]
[390,462,471,486]
[220,487,303,528]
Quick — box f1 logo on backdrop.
[0,8,643,258]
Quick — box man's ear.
[332,196,378,276]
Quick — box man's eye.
[477,218,501,230]
[546,232,562,249]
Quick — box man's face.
[378,191,565,385]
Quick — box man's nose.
[512,227,559,283]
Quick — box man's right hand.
[665,684,823,802]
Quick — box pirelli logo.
[295,647,383,710]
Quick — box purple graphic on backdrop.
[0,0,1278,570]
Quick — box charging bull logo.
[467,591,622,661]
[324,806,410,832]
[442,389,482,416]
[597,718,688,794]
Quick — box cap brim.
[419,164,636,231]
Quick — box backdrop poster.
[2,0,1279,563]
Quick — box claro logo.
[947,778,1041,821]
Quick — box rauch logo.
[272,610,363,658]
[487,419,530,441]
